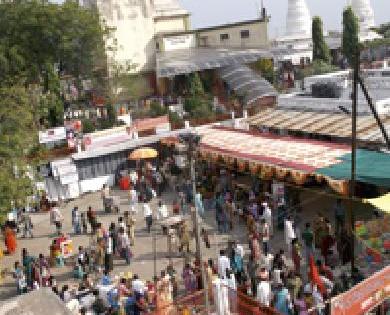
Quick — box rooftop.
[195,17,269,33]
[156,47,272,78]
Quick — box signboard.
[130,115,169,132]
[163,34,196,51]
[39,127,67,144]
[331,266,390,315]
[155,122,171,134]
[60,240,74,258]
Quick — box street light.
[179,132,210,313]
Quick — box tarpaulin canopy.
[364,193,390,213]
[316,149,390,188]
[198,126,351,194]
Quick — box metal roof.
[218,64,277,105]
[156,48,272,78]
[248,108,390,145]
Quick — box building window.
[155,42,160,51]
[220,33,229,41]
[240,30,250,39]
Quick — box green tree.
[373,22,390,38]
[0,86,37,216]
[187,72,205,97]
[342,6,360,65]
[312,16,331,63]
[253,58,275,83]
[0,0,107,85]
[149,101,168,117]
[82,119,96,134]
[296,60,339,80]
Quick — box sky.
[179,0,390,38]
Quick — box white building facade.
[84,0,190,73]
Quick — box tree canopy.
[0,0,107,217]
[0,86,37,215]
[342,6,360,66]
[312,16,331,63]
[0,0,107,85]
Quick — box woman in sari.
[4,225,17,254]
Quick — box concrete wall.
[86,0,188,74]
[197,21,269,49]
[154,15,189,34]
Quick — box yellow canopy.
[129,147,158,160]
[364,193,390,214]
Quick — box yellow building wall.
[197,21,269,49]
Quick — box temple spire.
[285,0,311,38]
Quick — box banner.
[60,240,74,259]
[331,266,390,315]
[130,115,169,132]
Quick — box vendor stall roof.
[248,108,390,144]
[199,126,351,172]
[217,64,277,105]
[156,48,272,78]
[364,193,390,214]
[316,149,390,188]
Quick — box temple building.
[351,0,382,42]
[83,0,190,74]
[272,0,313,66]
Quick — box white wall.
[154,16,188,34]
[87,0,188,73]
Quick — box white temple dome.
[351,0,381,41]
[285,0,311,38]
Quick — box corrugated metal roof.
[156,48,272,78]
[217,64,277,106]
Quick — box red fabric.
[308,255,326,296]
[5,227,17,254]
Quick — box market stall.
[197,126,351,195]
[331,265,390,315]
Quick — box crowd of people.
[1,154,366,315]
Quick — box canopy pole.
[357,76,390,150]
[349,50,359,273]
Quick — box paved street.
[1,183,374,302]
[0,188,250,300]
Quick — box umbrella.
[129,147,158,160]
[364,193,390,214]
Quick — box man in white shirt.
[262,202,273,236]
[157,201,169,220]
[129,188,138,214]
[132,274,146,295]
[105,235,113,272]
[285,216,296,253]
[50,204,63,235]
[143,201,153,233]
[217,250,231,279]
[257,275,271,307]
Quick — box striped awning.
[198,126,351,195]
[248,108,390,144]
